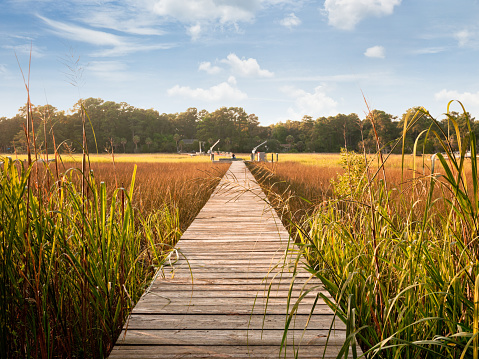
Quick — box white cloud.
[364,45,385,58]
[227,76,237,85]
[435,89,479,107]
[31,0,294,41]
[281,85,338,119]
[150,0,294,38]
[280,13,301,29]
[221,53,274,78]
[0,64,7,75]
[187,23,202,41]
[167,82,247,102]
[199,61,222,75]
[323,0,401,30]
[152,0,260,24]
[455,30,472,47]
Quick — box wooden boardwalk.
[110,161,359,358]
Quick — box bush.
[330,148,367,199]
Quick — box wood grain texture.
[110,161,361,358]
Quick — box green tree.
[173,134,181,152]
[172,108,198,138]
[295,141,305,152]
[361,110,399,153]
[312,114,361,152]
[145,137,153,150]
[120,138,127,152]
[132,135,140,152]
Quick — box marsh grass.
[250,102,479,358]
[0,71,228,358]
[0,156,227,358]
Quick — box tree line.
[0,97,475,154]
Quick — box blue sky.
[1,0,479,125]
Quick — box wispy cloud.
[86,60,133,81]
[9,35,35,41]
[323,0,401,30]
[150,0,294,39]
[21,0,297,42]
[276,72,387,82]
[167,81,247,102]
[364,45,385,58]
[413,47,446,55]
[221,53,274,78]
[90,43,174,57]
[38,15,174,57]
[88,61,128,73]
[3,44,45,58]
[38,15,124,46]
[78,6,165,36]
[455,29,473,47]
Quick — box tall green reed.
[303,102,479,358]
[251,101,479,358]
[0,157,182,357]
[1,60,225,357]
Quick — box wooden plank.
[109,345,348,358]
[109,161,360,358]
[159,264,304,272]
[123,314,346,330]
[132,293,328,306]
[156,268,310,277]
[168,259,299,264]
[146,277,317,288]
[130,304,334,316]
[126,290,331,299]
[113,329,349,346]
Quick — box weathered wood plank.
[123,314,346,330]
[132,294,328,307]
[156,269,310,277]
[125,290,330,299]
[159,265,304,272]
[130,304,334,316]
[161,258,300,266]
[146,277,316,288]
[109,161,360,358]
[109,345,349,358]
[113,329,348,346]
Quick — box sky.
[1,0,479,126]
